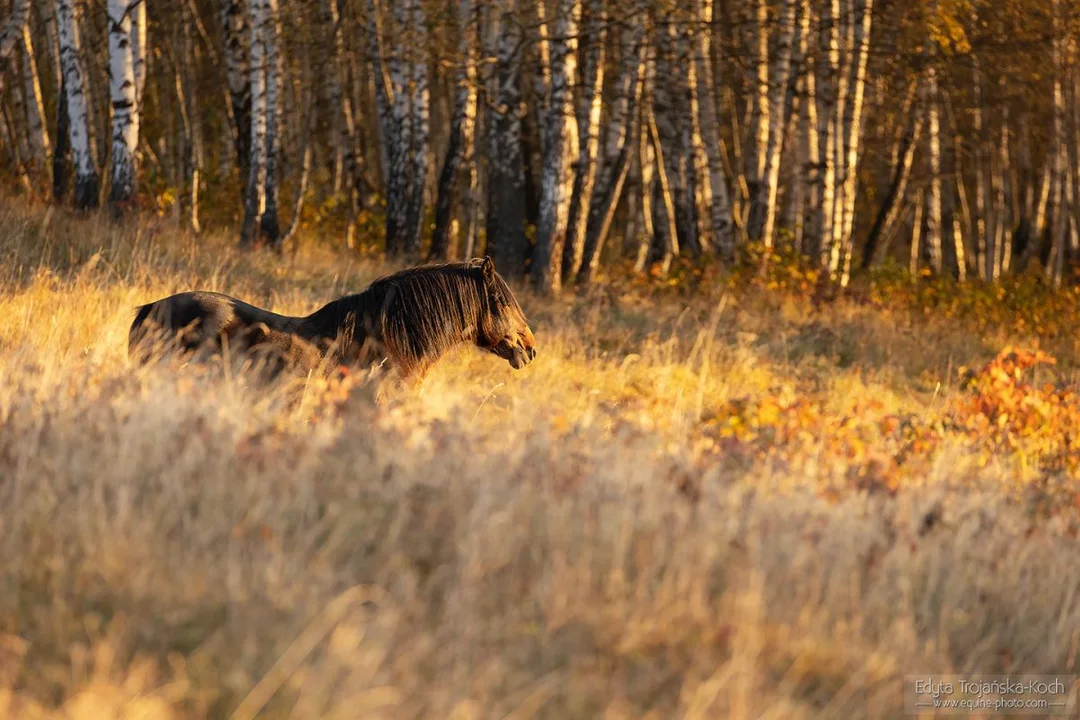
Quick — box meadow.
[1,199,1080,719]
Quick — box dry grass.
[1,200,1079,719]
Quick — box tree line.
[0,0,1077,293]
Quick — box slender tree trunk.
[177,0,201,233]
[53,64,71,202]
[579,12,646,285]
[55,0,98,210]
[925,62,943,274]
[1048,0,1066,286]
[861,79,922,270]
[994,109,1011,276]
[0,0,30,101]
[18,25,49,186]
[430,0,478,260]
[635,56,657,274]
[131,0,146,107]
[259,0,283,247]
[971,54,992,280]
[220,0,252,181]
[910,187,925,274]
[693,0,736,261]
[748,0,797,249]
[653,14,695,257]
[649,106,680,275]
[836,0,873,284]
[532,0,581,295]
[800,3,821,258]
[817,0,839,267]
[366,0,426,257]
[561,0,606,281]
[484,0,528,277]
[747,0,769,201]
[241,0,269,246]
[107,0,140,215]
[405,0,430,257]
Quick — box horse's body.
[128,257,537,383]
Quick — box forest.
[3,0,1076,289]
[3,0,1080,718]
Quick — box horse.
[127,256,538,386]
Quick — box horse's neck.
[299,294,362,343]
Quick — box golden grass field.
[2,199,1080,719]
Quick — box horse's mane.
[306,260,527,367]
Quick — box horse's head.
[474,256,537,370]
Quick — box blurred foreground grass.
[1,201,1080,718]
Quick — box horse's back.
[129,291,246,359]
[127,291,322,383]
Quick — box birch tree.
[367,0,429,257]
[692,0,735,261]
[18,23,50,184]
[834,0,873,284]
[484,0,528,277]
[55,0,98,210]
[817,0,840,267]
[0,0,30,100]
[107,0,141,214]
[241,0,270,246]
[431,0,479,260]
[561,0,606,282]
[579,9,646,284]
[220,0,252,180]
[861,78,922,270]
[1048,0,1067,286]
[925,61,944,274]
[747,0,797,249]
[532,0,581,295]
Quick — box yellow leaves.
[928,0,973,55]
[947,346,1080,476]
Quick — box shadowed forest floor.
[2,201,1080,718]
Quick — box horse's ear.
[481,255,496,281]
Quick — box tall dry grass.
[1,200,1079,719]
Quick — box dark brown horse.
[128,257,538,384]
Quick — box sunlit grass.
[1,200,1080,718]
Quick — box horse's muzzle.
[509,346,530,369]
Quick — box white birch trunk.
[260,0,282,245]
[19,25,50,177]
[693,0,736,261]
[910,187,925,273]
[836,0,874,284]
[55,0,98,209]
[0,0,30,100]
[241,0,268,246]
[925,63,944,274]
[130,0,145,111]
[405,0,430,256]
[431,0,478,260]
[562,0,606,280]
[220,0,251,177]
[818,0,839,267]
[533,0,581,294]
[750,0,769,188]
[992,118,1009,278]
[580,10,646,284]
[1048,0,1066,286]
[972,53,992,280]
[749,0,798,248]
[801,0,821,256]
[107,0,139,212]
